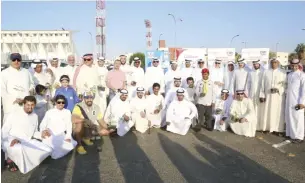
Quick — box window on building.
[40,34,43,37]
[33,34,37,36]
[55,34,58,36]
[25,34,29,37]
[50,34,53,36]
[59,34,62,36]
[66,34,69,37]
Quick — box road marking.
[272,140,291,148]
[288,153,296,157]
[256,136,272,144]
[256,136,293,155]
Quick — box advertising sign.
[207,48,235,67]
[145,50,170,73]
[176,48,208,68]
[241,48,270,65]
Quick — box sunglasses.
[56,101,65,104]
[84,96,94,99]
[12,59,21,62]
[153,61,159,63]
[135,61,140,63]
[215,62,221,64]
[84,59,92,61]
[236,93,244,96]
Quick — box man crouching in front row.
[72,91,114,155]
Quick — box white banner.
[241,48,270,65]
[176,48,208,68]
[207,48,235,62]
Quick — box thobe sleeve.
[165,102,175,122]
[229,101,237,117]
[33,116,42,139]
[299,73,305,105]
[240,100,255,120]
[144,70,151,91]
[229,72,236,94]
[65,112,73,139]
[224,98,233,118]
[188,102,198,119]
[103,102,112,124]
[259,71,266,98]
[245,73,251,97]
[39,111,49,132]
[28,70,35,91]
[212,82,216,104]
[279,71,287,95]
[164,92,173,109]
[1,114,14,143]
[1,71,10,98]
[159,72,165,93]
[195,81,201,97]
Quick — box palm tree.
[235,52,241,62]
[295,43,305,64]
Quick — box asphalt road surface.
[1,128,305,183]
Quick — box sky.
[2,1,305,58]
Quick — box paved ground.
[1,128,305,183]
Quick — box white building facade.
[1,30,77,64]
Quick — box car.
[21,60,67,69]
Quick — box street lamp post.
[168,13,182,61]
[276,42,279,52]
[242,41,247,48]
[302,28,305,30]
[230,34,239,47]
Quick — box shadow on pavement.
[158,132,289,183]
[110,132,164,183]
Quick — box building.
[1,30,77,64]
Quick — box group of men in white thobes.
[2,52,305,174]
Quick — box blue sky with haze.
[2,1,305,58]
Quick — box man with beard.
[230,58,249,96]
[145,58,165,95]
[259,58,287,135]
[213,89,233,132]
[146,83,165,128]
[166,88,197,135]
[209,59,225,98]
[63,55,77,81]
[119,54,134,95]
[180,59,194,88]
[72,91,113,155]
[130,87,150,133]
[103,89,133,137]
[185,77,196,103]
[164,61,181,94]
[48,58,64,95]
[245,60,264,128]
[129,57,145,98]
[285,59,305,143]
[31,59,54,87]
[1,53,35,123]
[2,96,52,173]
[229,90,256,137]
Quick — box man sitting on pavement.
[71,90,114,155]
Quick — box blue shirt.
[55,86,80,112]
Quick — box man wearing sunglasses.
[229,90,256,137]
[230,58,249,96]
[128,57,145,99]
[210,59,225,98]
[145,58,165,95]
[72,90,113,155]
[192,59,207,84]
[1,53,35,124]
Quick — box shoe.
[76,146,87,155]
[292,139,303,144]
[82,138,94,146]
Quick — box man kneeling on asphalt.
[72,90,114,155]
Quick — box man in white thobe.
[166,88,198,135]
[245,60,265,125]
[96,57,109,113]
[285,59,305,143]
[209,59,225,98]
[47,58,65,96]
[40,95,77,159]
[146,83,165,128]
[1,53,35,123]
[120,54,134,96]
[130,87,150,133]
[224,61,235,90]
[192,59,207,83]
[164,61,181,94]
[145,58,165,95]
[103,89,134,137]
[259,58,287,134]
[62,55,77,81]
[31,59,54,87]
[230,58,249,95]
[1,96,52,174]
[164,77,189,109]
[213,89,233,132]
[129,57,145,98]
[73,54,102,110]
[180,59,194,88]
[229,90,257,137]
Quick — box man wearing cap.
[195,68,216,131]
[192,59,207,83]
[230,58,249,95]
[73,54,103,110]
[166,88,197,135]
[259,58,287,135]
[105,59,126,101]
[210,59,225,98]
[146,83,165,128]
[180,59,194,88]
[130,87,150,133]
[164,61,181,94]
[213,89,233,131]
[285,59,305,143]
[245,60,264,124]
[129,57,145,98]
[145,58,165,95]
[1,53,35,123]
[119,54,134,95]
[72,90,113,154]
[62,55,77,81]
[96,56,109,113]
[229,90,256,137]
[224,61,235,90]
[103,89,133,136]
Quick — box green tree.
[269,51,276,59]
[235,52,241,62]
[288,53,298,61]
[129,52,145,68]
[295,43,305,64]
